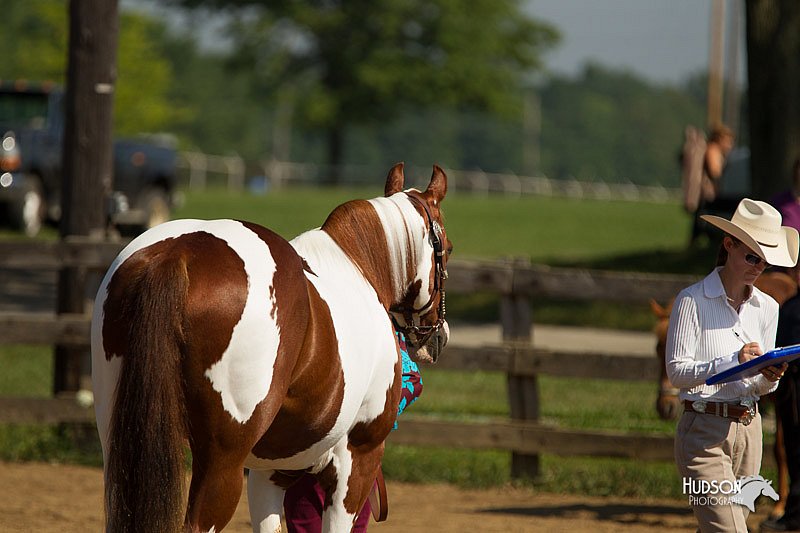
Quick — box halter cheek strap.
[391,194,448,346]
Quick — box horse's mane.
[320,198,407,306]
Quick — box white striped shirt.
[665,267,779,401]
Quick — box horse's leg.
[773,410,789,519]
[185,447,248,533]
[319,439,383,533]
[247,469,285,533]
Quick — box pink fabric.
[771,189,800,233]
[284,473,371,533]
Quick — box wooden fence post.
[54,0,119,395]
[503,257,539,479]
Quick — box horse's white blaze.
[92,219,281,427]
[368,192,434,308]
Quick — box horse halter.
[391,194,448,347]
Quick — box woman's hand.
[738,342,763,364]
[761,362,788,382]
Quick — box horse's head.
[383,163,452,363]
[321,163,452,363]
[651,298,680,420]
[755,270,799,305]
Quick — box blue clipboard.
[706,344,800,385]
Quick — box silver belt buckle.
[739,399,756,426]
[691,400,707,414]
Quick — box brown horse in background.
[652,270,797,519]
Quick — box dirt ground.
[0,461,779,532]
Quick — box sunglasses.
[744,252,768,267]
[728,236,768,267]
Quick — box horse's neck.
[290,228,393,307]
[320,198,421,307]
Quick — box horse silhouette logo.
[729,475,779,512]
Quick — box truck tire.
[117,187,172,237]
[11,179,45,237]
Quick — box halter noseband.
[391,194,448,347]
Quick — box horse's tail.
[105,252,189,533]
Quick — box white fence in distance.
[176,153,681,203]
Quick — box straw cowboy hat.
[701,198,799,267]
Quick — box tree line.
[0,1,723,188]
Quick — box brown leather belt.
[684,400,757,426]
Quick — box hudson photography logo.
[683,475,779,511]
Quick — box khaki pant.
[675,410,763,533]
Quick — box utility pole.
[707,0,726,128]
[54,0,119,394]
[723,0,742,135]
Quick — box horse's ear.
[649,299,665,317]
[385,162,405,196]
[425,164,447,204]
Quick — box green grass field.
[0,187,729,498]
[174,186,701,267]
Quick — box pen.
[733,329,751,345]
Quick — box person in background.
[684,124,736,246]
[666,198,798,532]
[703,124,736,199]
[283,328,423,533]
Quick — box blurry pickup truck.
[0,81,178,236]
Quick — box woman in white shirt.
[666,198,799,532]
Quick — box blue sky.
[527,0,744,85]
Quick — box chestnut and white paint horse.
[91,164,452,533]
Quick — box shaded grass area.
[0,345,52,396]
[381,446,684,499]
[415,369,676,435]
[0,424,101,466]
[0,345,102,466]
[382,445,780,500]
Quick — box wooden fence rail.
[0,238,703,475]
